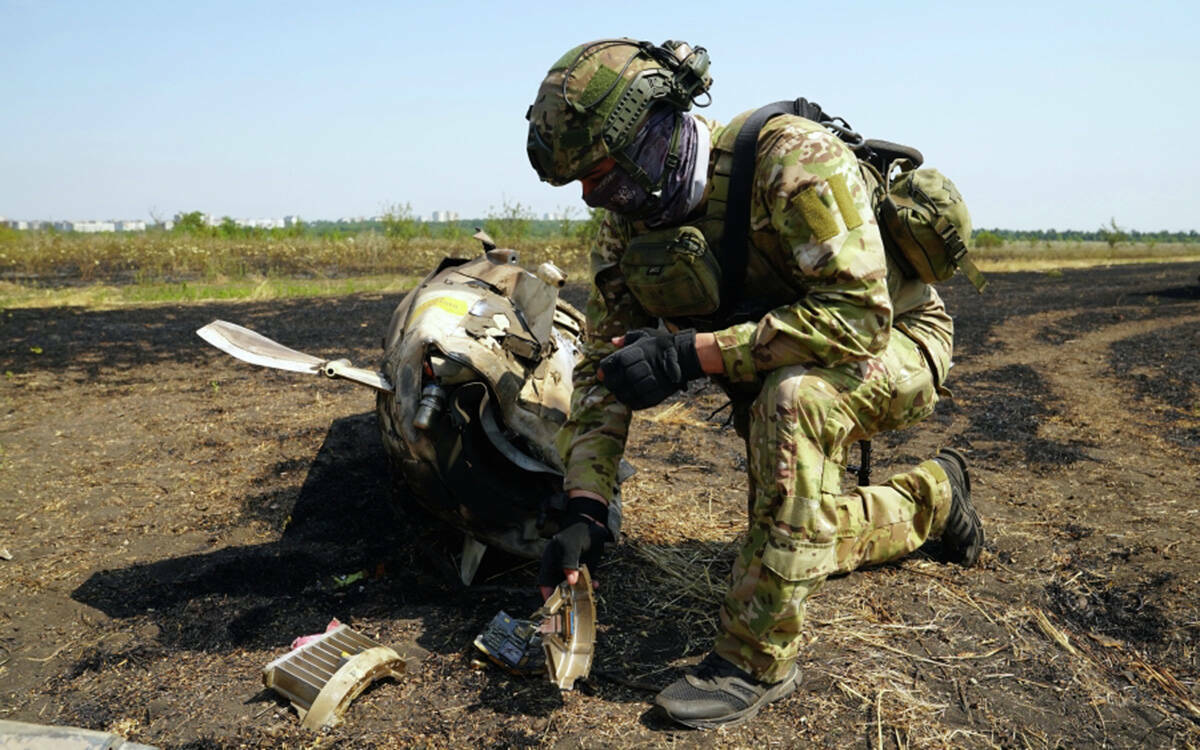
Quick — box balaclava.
[583,108,706,227]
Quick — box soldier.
[526,38,984,729]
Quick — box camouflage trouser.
[714,331,954,683]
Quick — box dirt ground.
[1,261,1198,749]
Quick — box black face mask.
[582,108,699,227]
[582,163,648,213]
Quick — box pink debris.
[289,618,343,651]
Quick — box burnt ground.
[1,261,1198,748]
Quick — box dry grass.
[0,231,593,288]
[621,523,1200,747]
[3,232,1195,298]
[973,240,1200,272]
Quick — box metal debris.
[473,565,597,690]
[262,624,405,730]
[0,719,158,749]
[473,611,544,675]
[539,566,597,690]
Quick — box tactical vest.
[618,100,984,326]
[618,109,807,330]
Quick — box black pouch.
[619,225,722,318]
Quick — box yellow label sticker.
[410,296,468,322]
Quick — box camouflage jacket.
[558,113,953,501]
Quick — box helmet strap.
[612,114,686,222]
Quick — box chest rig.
[617,109,805,330]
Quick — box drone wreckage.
[198,234,610,702]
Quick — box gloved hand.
[598,328,704,410]
[538,496,612,595]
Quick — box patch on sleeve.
[790,184,839,244]
[827,174,863,230]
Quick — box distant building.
[430,210,459,223]
[167,212,297,230]
[236,217,285,229]
[3,218,151,232]
[56,220,116,233]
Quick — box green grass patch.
[0,274,422,309]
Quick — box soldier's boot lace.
[654,653,799,729]
[931,447,984,566]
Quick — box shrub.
[974,230,1004,249]
[484,199,535,245]
[380,202,422,243]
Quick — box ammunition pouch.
[620,225,722,318]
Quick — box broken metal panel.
[509,269,557,348]
[262,625,405,729]
[539,566,596,690]
[472,566,597,690]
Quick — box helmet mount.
[526,39,712,187]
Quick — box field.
[1,241,1199,747]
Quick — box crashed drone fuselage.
[197,245,620,584]
[375,249,600,564]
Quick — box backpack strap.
[715,101,789,319]
[715,98,865,322]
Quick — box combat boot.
[931,447,984,566]
[655,653,799,729]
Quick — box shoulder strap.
[715,100,792,320]
[716,98,870,322]
[710,99,883,319]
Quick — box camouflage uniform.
[557,112,958,682]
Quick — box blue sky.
[2,0,1197,230]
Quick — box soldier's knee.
[753,368,841,437]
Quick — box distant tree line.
[12,208,1195,247]
[972,225,1199,244]
[306,201,604,245]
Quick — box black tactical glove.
[599,328,704,410]
[538,496,613,588]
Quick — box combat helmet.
[526,39,712,188]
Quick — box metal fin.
[197,320,323,374]
[460,535,487,585]
[198,320,393,392]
